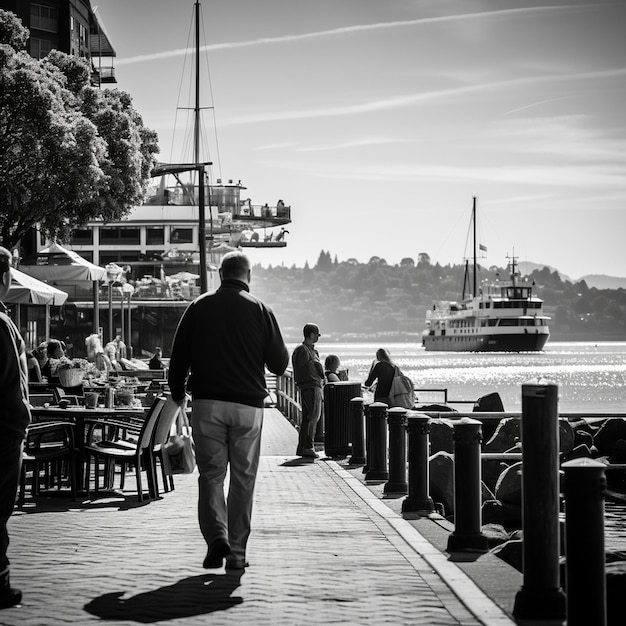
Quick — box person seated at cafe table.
[40,339,65,379]
[85,334,113,377]
[104,342,124,373]
[148,346,164,370]
[26,350,42,383]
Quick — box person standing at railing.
[364,348,396,406]
[168,251,289,572]
[0,246,31,609]
[292,323,325,458]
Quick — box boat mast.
[194,1,208,293]
[472,196,477,297]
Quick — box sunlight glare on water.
[301,341,626,412]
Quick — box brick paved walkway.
[2,409,516,625]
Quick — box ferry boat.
[421,199,550,352]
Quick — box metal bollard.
[513,380,566,621]
[349,397,366,465]
[402,413,435,517]
[365,402,389,481]
[385,408,408,494]
[446,418,489,553]
[563,458,607,626]
[363,403,371,474]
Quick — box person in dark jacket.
[168,251,288,571]
[291,323,324,458]
[364,348,396,405]
[0,246,31,609]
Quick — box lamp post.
[121,282,135,358]
[105,263,123,344]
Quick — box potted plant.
[51,357,99,388]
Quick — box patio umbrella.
[169,271,200,281]
[5,268,69,344]
[20,242,107,335]
[6,268,69,305]
[20,242,107,282]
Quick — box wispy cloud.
[295,137,413,153]
[217,68,626,126]
[117,5,598,66]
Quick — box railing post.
[563,458,607,626]
[513,380,566,621]
[402,412,435,517]
[446,417,489,553]
[349,397,366,465]
[385,407,408,493]
[365,402,389,482]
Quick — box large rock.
[558,420,575,455]
[491,539,523,572]
[482,458,514,493]
[429,418,455,454]
[429,451,454,516]
[594,418,626,457]
[481,523,513,547]
[494,461,523,506]
[485,418,521,452]
[482,499,522,527]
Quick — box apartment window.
[69,229,93,245]
[100,227,140,245]
[146,227,165,245]
[31,4,58,32]
[170,228,193,244]
[100,251,141,264]
[30,37,53,59]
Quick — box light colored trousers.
[191,399,263,562]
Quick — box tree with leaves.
[0,10,158,251]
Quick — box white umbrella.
[20,242,107,282]
[20,242,107,335]
[6,268,68,305]
[169,271,200,281]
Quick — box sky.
[94,0,626,280]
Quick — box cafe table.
[30,405,147,492]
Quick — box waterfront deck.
[6,408,518,625]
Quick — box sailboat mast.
[472,196,477,297]
[194,1,208,293]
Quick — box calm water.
[301,341,626,413]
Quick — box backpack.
[389,367,415,409]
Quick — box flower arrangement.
[49,357,100,386]
[50,357,100,376]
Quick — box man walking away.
[168,252,289,571]
[0,246,31,609]
[292,323,324,458]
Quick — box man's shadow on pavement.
[83,572,243,623]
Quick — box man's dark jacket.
[168,278,289,407]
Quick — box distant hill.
[518,261,572,282]
[519,261,626,290]
[578,275,626,290]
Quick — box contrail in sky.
[116,5,599,66]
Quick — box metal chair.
[19,421,77,503]
[84,396,166,501]
[150,397,184,497]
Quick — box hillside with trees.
[249,251,626,344]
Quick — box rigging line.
[170,4,196,164]
[198,2,222,180]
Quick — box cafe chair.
[150,397,183,497]
[19,422,77,504]
[84,396,166,502]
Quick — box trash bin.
[324,381,362,457]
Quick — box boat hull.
[422,332,549,352]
